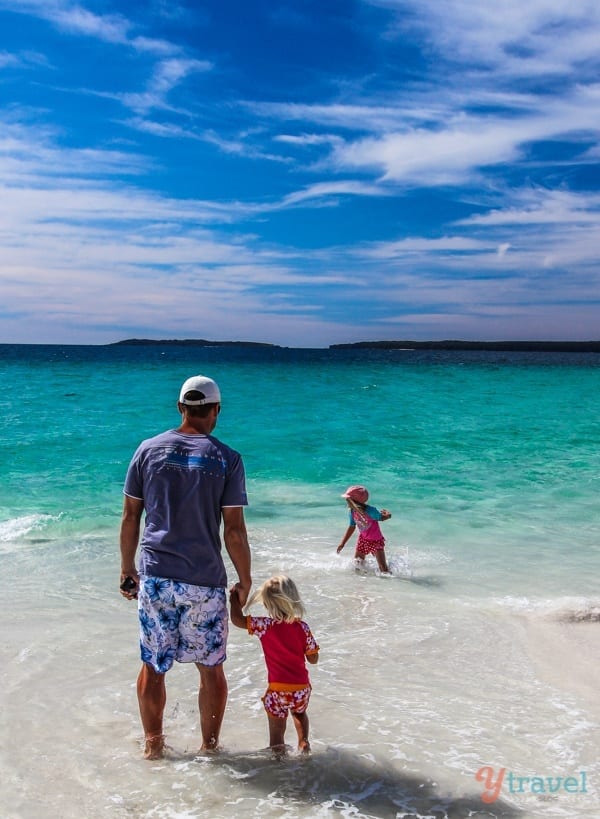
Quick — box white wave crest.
[494,594,600,621]
[0,514,57,542]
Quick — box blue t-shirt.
[123,429,248,587]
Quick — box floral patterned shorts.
[262,686,311,719]
[138,576,228,673]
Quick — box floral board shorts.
[356,535,386,556]
[262,686,311,719]
[138,576,228,673]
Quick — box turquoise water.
[2,345,598,595]
[1,344,599,818]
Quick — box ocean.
[1,343,598,819]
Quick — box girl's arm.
[337,523,356,553]
[229,587,248,629]
[306,651,319,665]
[380,508,392,520]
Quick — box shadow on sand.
[198,745,522,818]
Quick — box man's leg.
[137,662,167,759]
[196,663,228,750]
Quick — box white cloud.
[122,117,200,140]
[2,110,598,345]
[366,0,600,80]
[459,189,600,226]
[0,121,150,182]
[0,0,179,54]
[0,50,19,68]
[275,133,342,147]
[280,180,389,207]
[109,57,212,115]
[332,121,524,184]
[358,236,487,259]
[327,83,600,186]
[244,101,437,133]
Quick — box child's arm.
[380,508,391,520]
[306,651,319,665]
[229,587,248,629]
[336,523,356,553]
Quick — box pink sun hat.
[341,485,369,504]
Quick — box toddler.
[229,575,319,754]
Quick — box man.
[119,374,252,759]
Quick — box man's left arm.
[222,506,252,606]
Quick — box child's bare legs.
[353,550,365,570]
[292,710,310,753]
[375,549,390,574]
[266,711,310,754]
[267,713,288,754]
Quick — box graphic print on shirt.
[164,447,227,476]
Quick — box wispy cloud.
[0,0,178,54]
[113,59,212,114]
[244,101,441,133]
[0,120,149,183]
[367,0,600,80]
[459,189,600,226]
[0,1,599,344]
[0,50,20,68]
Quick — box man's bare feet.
[143,733,165,760]
[199,736,221,753]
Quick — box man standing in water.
[119,375,252,759]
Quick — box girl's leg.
[291,710,310,753]
[375,549,389,573]
[267,713,287,753]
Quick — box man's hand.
[231,580,251,607]
[229,584,249,628]
[119,571,139,600]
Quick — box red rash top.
[247,616,319,691]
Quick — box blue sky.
[1,0,599,346]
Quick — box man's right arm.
[222,506,252,606]
[119,495,144,597]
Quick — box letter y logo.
[475,766,506,804]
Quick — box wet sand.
[525,615,600,721]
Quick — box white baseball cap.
[179,375,221,405]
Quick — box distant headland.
[111,338,281,348]
[112,338,600,352]
[329,340,600,352]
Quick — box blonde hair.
[246,575,305,623]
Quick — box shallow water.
[1,345,599,818]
